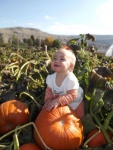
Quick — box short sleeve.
[46,75,51,88]
[66,76,79,91]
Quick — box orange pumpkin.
[0,100,30,134]
[20,143,40,150]
[86,129,112,148]
[34,106,84,150]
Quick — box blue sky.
[0,0,113,35]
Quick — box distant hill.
[0,27,113,50]
[0,27,71,44]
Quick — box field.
[0,45,113,150]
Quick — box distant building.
[105,44,113,57]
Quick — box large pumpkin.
[20,143,40,150]
[0,99,30,134]
[34,106,84,150]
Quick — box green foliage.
[67,33,96,54]
[12,35,19,47]
[52,39,62,48]
[30,35,35,46]
[0,34,4,46]
[27,38,33,46]
[74,50,100,92]
[35,37,40,46]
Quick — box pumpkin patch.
[34,106,84,150]
[0,34,113,149]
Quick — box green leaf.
[85,94,91,101]
[68,38,79,45]
[103,90,113,110]
[82,113,97,135]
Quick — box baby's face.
[51,50,72,73]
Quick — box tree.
[44,36,54,47]
[52,39,62,48]
[23,38,28,44]
[35,38,40,47]
[28,38,33,46]
[31,35,35,46]
[12,35,19,47]
[0,34,4,46]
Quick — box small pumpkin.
[34,106,84,150]
[86,129,112,148]
[0,99,30,134]
[19,143,40,150]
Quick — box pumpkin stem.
[0,123,33,141]
[33,123,52,150]
[0,122,52,150]
[19,91,42,109]
[82,130,100,148]
[13,129,19,150]
[103,109,113,130]
[89,89,113,144]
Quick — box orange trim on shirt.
[44,87,54,101]
[44,87,78,106]
[57,89,78,106]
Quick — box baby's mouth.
[54,64,60,67]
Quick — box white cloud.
[1,20,17,24]
[96,0,113,23]
[1,20,10,24]
[43,20,113,35]
[27,22,42,28]
[46,22,101,35]
[44,15,56,20]
[97,0,113,14]
[24,20,113,35]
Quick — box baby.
[43,48,84,119]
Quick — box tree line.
[0,34,62,49]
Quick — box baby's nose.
[55,59,59,62]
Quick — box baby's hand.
[44,99,60,111]
[43,100,51,109]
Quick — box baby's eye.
[60,58,65,61]
[53,57,56,60]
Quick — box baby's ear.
[70,64,74,71]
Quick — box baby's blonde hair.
[56,48,76,71]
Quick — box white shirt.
[46,72,84,110]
